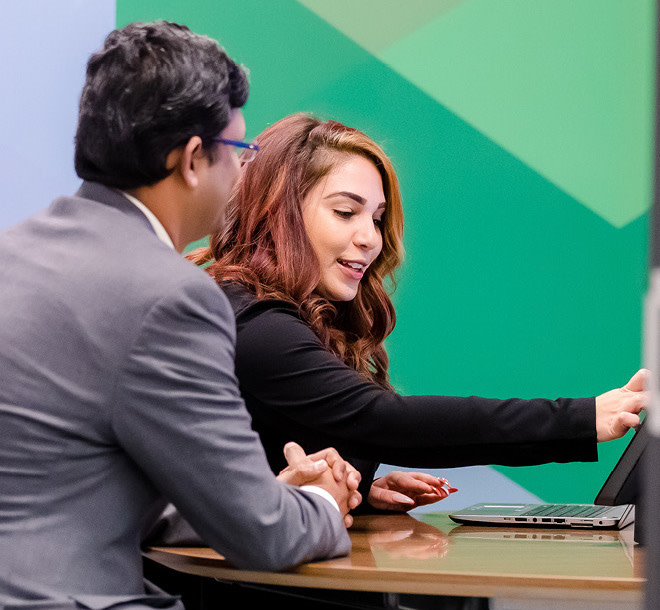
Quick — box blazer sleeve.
[111,279,350,572]
[233,299,598,469]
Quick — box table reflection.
[348,511,637,579]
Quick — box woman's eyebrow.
[326,191,386,208]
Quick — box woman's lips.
[337,258,366,280]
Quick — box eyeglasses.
[213,138,259,163]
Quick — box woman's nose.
[354,218,380,251]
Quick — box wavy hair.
[192,113,404,386]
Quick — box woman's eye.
[373,218,383,228]
[334,210,354,219]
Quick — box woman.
[191,113,645,513]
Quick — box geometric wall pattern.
[300,0,655,228]
[117,0,654,504]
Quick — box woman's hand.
[368,471,458,512]
[595,369,648,442]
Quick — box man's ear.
[167,136,204,189]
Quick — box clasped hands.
[276,442,362,526]
[277,442,458,523]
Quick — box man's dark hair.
[74,21,249,189]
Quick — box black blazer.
[223,282,597,501]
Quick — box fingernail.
[393,493,415,504]
[313,459,328,471]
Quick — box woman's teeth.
[338,259,365,271]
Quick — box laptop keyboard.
[520,504,611,518]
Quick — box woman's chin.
[317,283,359,302]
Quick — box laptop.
[448,418,646,530]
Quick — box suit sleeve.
[233,301,598,469]
[111,279,350,571]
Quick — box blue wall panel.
[0,0,115,230]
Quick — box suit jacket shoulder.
[0,184,349,608]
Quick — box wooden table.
[145,512,644,610]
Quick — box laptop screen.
[594,417,646,507]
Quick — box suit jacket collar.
[75,181,155,236]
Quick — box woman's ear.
[169,136,204,189]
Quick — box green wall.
[117,0,655,503]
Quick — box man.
[0,21,359,610]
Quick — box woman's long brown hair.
[191,113,404,386]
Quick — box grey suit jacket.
[0,182,349,610]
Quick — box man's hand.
[277,442,362,527]
[595,369,648,442]
[276,444,330,485]
[368,471,458,512]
